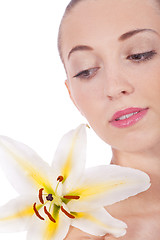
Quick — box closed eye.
[127,50,157,62]
[73,67,100,80]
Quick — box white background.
[0,1,111,239]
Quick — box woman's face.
[62,0,160,152]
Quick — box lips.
[110,107,149,128]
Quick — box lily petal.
[72,207,127,238]
[52,124,87,193]
[68,165,150,212]
[0,195,36,232]
[0,136,54,194]
[27,203,71,240]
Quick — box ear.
[65,79,72,99]
[65,80,80,111]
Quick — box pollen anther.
[61,206,75,219]
[46,194,54,201]
[57,175,64,182]
[63,195,80,200]
[33,203,45,221]
[44,206,56,223]
[39,188,44,204]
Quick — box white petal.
[0,195,36,232]
[0,136,54,194]
[27,203,71,240]
[52,124,87,193]
[68,165,150,212]
[72,208,127,238]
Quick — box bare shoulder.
[64,211,160,239]
[106,213,160,240]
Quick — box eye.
[73,67,100,80]
[127,50,157,63]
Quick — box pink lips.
[110,107,149,128]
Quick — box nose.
[104,68,134,101]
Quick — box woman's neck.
[110,147,160,216]
[111,146,160,176]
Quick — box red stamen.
[44,206,56,223]
[57,176,64,182]
[63,195,80,200]
[39,188,44,204]
[61,206,75,219]
[33,203,45,221]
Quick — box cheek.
[138,65,160,105]
[71,86,109,139]
[70,80,104,116]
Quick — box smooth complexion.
[61,0,160,239]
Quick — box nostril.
[107,90,126,100]
[106,86,134,100]
[107,95,113,100]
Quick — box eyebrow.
[68,45,93,59]
[118,28,158,41]
[68,29,159,59]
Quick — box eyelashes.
[126,50,157,62]
[73,67,100,80]
[73,50,157,80]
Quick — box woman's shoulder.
[65,209,160,239]
[106,212,160,240]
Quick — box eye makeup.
[73,67,100,80]
[126,50,157,63]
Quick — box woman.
[58,0,160,239]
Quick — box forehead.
[62,0,160,61]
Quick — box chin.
[90,119,160,153]
[108,130,160,153]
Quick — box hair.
[57,0,84,63]
[65,0,84,12]
[57,0,160,63]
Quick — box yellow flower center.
[52,195,62,206]
[33,175,80,223]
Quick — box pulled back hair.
[58,0,84,63]
[65,0,84,12]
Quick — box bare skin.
[60,0,160,238]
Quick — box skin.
[60,0,160,239]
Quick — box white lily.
[0,124,150,239]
